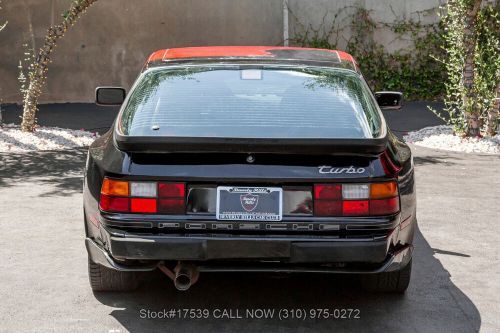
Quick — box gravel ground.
[0,124,98,152]
[404,125,500,154]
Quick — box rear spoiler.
[114,134,388,156]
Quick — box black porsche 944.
[84,46,416,293]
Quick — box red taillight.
[313,182,399,217]
[314,200,342,216]
[343,200,369,216]
[99,178,130,212]
[131,198,157,213]
[159,183,185,198]
[99,178,186,215]
[380,150,402,177]
[314,184,342,200]
[369,197,400,215]
[158,199,185,214]
[99,195,129,212]
[157,182,185,214]
[314,184,342,216]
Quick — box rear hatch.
[114,65,388,155]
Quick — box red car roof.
[146,46,358,70]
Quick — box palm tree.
[488,83,500,136]
[0,0,7,125]
[440,0,499,137]
[462,0,483,137]
[21,0,99,132]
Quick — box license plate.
[216,187,283,221]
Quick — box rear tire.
[88,258,139,292]
[361,259,412,293]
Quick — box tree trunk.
[486,82,499,136]
[462,0,483,137]
[20,0,98,132]
[0,0,7,126]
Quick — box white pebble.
[0,124,99,152]
[403,125,500,154]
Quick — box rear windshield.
[118,66,382,139]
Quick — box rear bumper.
[86,227,413,273]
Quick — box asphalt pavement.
[0,103,499,332]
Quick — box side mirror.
[375,91,403,110]
[95,87,126,106]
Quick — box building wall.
[0,0,440,103]
[0,0,284,103]
[287,0,440,52]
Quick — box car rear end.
[84,55,416,292]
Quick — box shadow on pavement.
[413,155,460,166]
[93,226,481,333]
[0,148,86,196]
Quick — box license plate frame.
[216,186,283,221]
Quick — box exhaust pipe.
[158,261,199,291]
[174,263,199,291]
